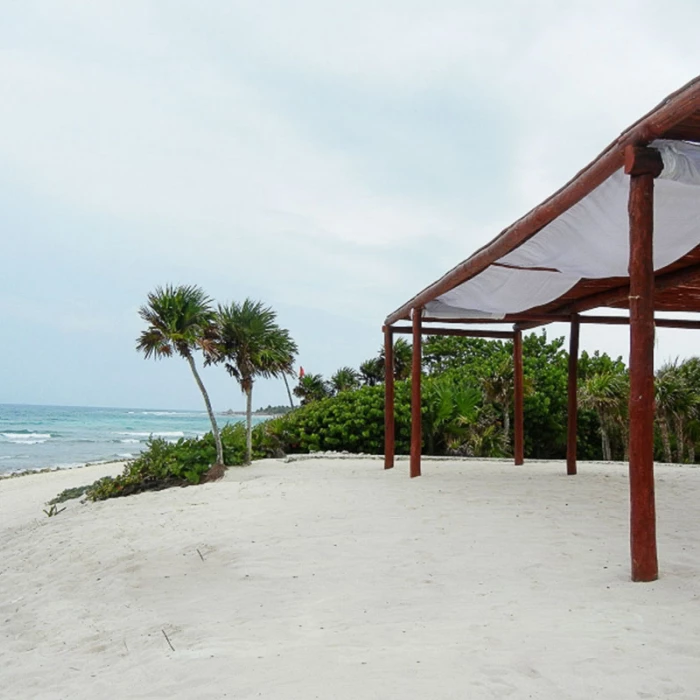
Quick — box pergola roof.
[385,77,700,327]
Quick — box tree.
[423,336,505,377]
[421,377,480,454]
[480,354,532,453]
[359,358,383,387]
[136,284,225,473]
[655,360,698,463]
[678,357,700,462]
[378,337,413,381]
[293,373,331,404]
[655,362,681,462]
[579,370,628,461]
[211,299,298,464]
[330,367,361,394]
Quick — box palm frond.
[136,284,215,361]
[211,298,298,392]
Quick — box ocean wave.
[1,432,51,444]
[141,411,193,416]
[126,410,203,417]
[118,431,185,438]
[118,438,141,444]
[1,432,51,438]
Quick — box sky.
[2,1,700,411]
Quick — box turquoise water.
[0,404,262,474]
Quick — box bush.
[47,485,91,505]
[84,422,253,501]
[262,382,412,455]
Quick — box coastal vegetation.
[53,318,700,504]
[255,405,294,415]
[136,286,296,475]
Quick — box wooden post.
[626,145,660,582]
[567,315,580,476]
[513,329,524,466]
[410,308,422,478]
[384,326,395,470]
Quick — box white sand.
[1,458,699,699]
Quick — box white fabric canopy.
[425,140,700,319]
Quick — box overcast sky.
[2,1,700,411]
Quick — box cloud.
[2,0,700,407]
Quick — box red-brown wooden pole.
[384,326,395,470]
[513,329,524,465]
[626,145,659,582]
[410,308,422,478]
[567,315,580,476]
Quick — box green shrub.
[47,485,91,504]
[261,383,413,455]
[83,422,254,502]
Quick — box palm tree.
[293,373,331,405]
[456,404,508,458]
[678,357,700,462]
[422,377,480,454]
[378,337,413,381]
[655,360,698,463]
[655,363,680,462]
[212,299,298,464]
[359,358,383,387]
[136,284,225,472]
[480,355,533,454]
[330,367,361,394]
[481,356,514,439]
[579,371,628,461]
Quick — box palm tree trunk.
[503,406,511,454]
[601,428,612,461]
[282,373,295,409]
[245,385,253,464]
[674,415,685,463]
[620,420,629,462]
[687,438,696,463]
[597,410,612,461]
[185,353,225,466]
[658,418,673,463]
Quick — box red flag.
[299,366,305,378]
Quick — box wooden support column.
[626,145,661,582]
[513,329,524,466]
[410,308,422,478]
[567,315,580,476]
[383,326,395,470]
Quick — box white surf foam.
[1,432,51,444]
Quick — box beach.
[1,457,699,699]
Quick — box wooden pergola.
[382,76,700,583]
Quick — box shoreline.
[0,458,129,481]
[0,405,273,478]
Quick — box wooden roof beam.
[515,262,700,331]
[391,326,515,340]
[385,77,700,327]
[565,262,700,314]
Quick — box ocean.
[0,404,265,475]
